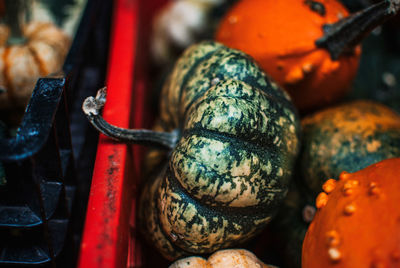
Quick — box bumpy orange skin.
[302,158,400,268]
[215,0,361,112]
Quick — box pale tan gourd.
[169,249,274,268]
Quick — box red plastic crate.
[78,0,168,267]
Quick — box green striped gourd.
[83,41,301,260]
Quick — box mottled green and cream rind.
[139,164,188,260]
[139,41,300,260]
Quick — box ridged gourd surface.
[139,41,300,260]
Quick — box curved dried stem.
[316,0,400,60]
[82,87,179,150]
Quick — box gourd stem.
[316,0,400,60]
[82,87,179,150]
[3,0,29,45]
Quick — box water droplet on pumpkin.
[322,179,337,194]
[344,203,356,216]
[316,192,328,209]
[326,230,340,247]
[328,247,341,262]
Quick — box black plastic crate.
[0,78,75,265]
[0,0,112,266]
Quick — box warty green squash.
[300,100,400,195]
[82,41,301,260]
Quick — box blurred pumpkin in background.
[0,0,70,123]
[151,0,237,66]
[0,22,70,109]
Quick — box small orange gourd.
[302,158,400,267]
[0,1,70,110]
[216,0,400,112]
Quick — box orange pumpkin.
[215,0,399,112]
[0,21,70,109]
[302,158,400,267]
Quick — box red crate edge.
[78,0,139,267]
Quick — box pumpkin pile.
[150,0,237,66]
[83,0,400,267]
